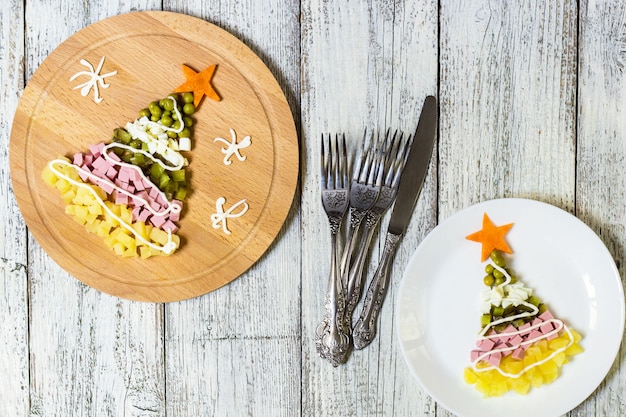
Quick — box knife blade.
[387,95,438,235]
[352,95,437,350]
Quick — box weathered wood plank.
[439,0,577,416]
[439,0,578,219]
[574,1,626,416]
[24,1,165,417]
[301,0,438,416]
[162,1,302,416]
[0,1,29,416]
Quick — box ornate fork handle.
[339,181,379,277]
[343,185,397,323]
[342,211,381,323]
[315,216,351,366]
[352,232,401,350]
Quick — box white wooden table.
[2,1,625,416]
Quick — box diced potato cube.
[55,178,71,193]
[149,227,168,245]
[538,360,558,377]
[112,242,125,256]
[88,203,103,216]
[133,222,147,240]
[96,222,112,237]
[41,166,58,185]
[565,342,584,356]
[61,189,76,204]
[74,206,89,224]
[140,246,154,259]
[511,378,530,395]
[463,368,478,384]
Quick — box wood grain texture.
[575,1,626,416]
[4,0,626,416]
[11,11,299,301]
[439,0,578,221]
[301,1,438,416]
[161,1,302,417]
[23,2,167,417]
[0,1,29,417]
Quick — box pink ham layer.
[470,310,559,367]
[73,142,181,233]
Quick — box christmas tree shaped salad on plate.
[41,63,221,259]
[463,213,584,397]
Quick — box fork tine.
[339,133,348,189]
[383,130,402,186]
[368,132,382,187]
[320,134,326,189]
[329,134,337,189]
[353,129,368,182]
[391,133,413,187]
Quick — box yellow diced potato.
[548,336,570,350]
[132,222,147,239]
[510,378,531,395]
[501,358,524,375]
[73,205,89,224]
[119,205,133,224]
[103,235,116,249]
[41,165,58,185]
[61,189,76,204]
[530,374,544,388]
[539,360,558,377]
[552,351,567,366]
[88,203,103,216]
[115,231,134,248]
[140,246,154,259]
[475,379,491,397]
[112,242,125,256]
[109,202,122,216]
[149,227,168,245]
[84,219,101,234]
[85,213,98,225]
[96,222,112,237]
[565,342,584,356]
[464,368,478,384]
[55,178,71,193]
[526,346,541,359]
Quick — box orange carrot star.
[174,64,221,107]
[466,213,513,261]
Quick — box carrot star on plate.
[466,213,514,261]
[174,64,221,107]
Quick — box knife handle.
[352,232,401,350]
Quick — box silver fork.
[338,129,387,281]
[343,131,412,324]
[315,133,351,367]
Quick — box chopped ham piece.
[477,338,496,351]
[512,347,526,360]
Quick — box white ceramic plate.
[396,198,624,417]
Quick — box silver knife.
[352,95,437,350]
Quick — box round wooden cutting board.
[10,11,299,302]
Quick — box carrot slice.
[174,64,221,107]
[466,213,514,261]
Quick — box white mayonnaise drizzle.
[214,128,251,165]
[210,197,248,235]
[472,263,574,378]
[48,159,178,255]
[124,96,188,169]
